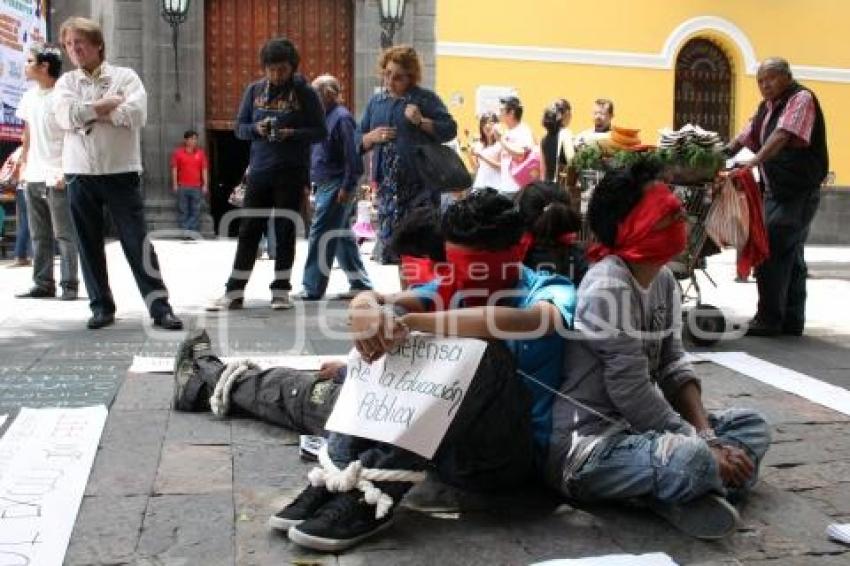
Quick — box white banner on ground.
[533,553,677,566]
[0,406,108,566]
[129,354,343,374]
[698,351,850,417]
[325,335,487,459]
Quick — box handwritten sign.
[325,335,487,459]
[0,406,107,566]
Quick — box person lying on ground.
[545,159,771,540]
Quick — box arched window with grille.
[674,38,734,141]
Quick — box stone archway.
[674,38,734,141]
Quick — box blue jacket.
[310,103,362,192]
[235,74,327,175]
[356,85,457,190]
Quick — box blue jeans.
[67,173,173,319]
[25,182,79,291]
[559,408,770,504]
[302,179,372,298]
[14,189,31,259]
[177,186,202,233]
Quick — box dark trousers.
[327,341,535,500]
[66,173,172,319]
[226,168,305,293]
[755,189,820,329]
[14,189,31,259]
[193,355,340,435]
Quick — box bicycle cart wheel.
[683,304,726,347]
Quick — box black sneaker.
[268,484,334,532]
[182,328,213,360]
[172,329,212,412]
[287,491,395,552]
[650,493,739,540]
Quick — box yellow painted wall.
[435,0,850,184]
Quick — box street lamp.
[160,0,191,102]
[378,0,407,49]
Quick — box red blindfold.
[587,182,687,265]
[436,244,526,309]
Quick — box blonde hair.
[377,45,421,85]
[59,17,105,62]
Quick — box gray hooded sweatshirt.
[545,255,700,485]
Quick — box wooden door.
[205,0,354,130]
[674,38,733,141]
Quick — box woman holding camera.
[208,38,326,311]
[358,45,457,264]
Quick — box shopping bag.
[228,182,246,207]
[705,176,750,249]
[510,149,541,188]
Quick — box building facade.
[50,0,437,232]
[435,0,850,187]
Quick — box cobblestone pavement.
[1,240,849,565]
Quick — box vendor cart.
[668,181,726,346]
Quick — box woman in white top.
[470,112,501,189]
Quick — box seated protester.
[516,181,588,284]
[395,207,446,287]
[170,199,567,446]
[171,208,449,432]
[545,161,771,540]
[279,189,576,552]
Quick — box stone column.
[139,0,207,233]
[354,0,437,117]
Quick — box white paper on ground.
[326,335,487,459]
[532,553,678,566]
[698,351,850,417]
[0,406,108,566]
[0,414,6,429]
[684,352,709,364]
[827,523,850,544]
[129,354,343,374]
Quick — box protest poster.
[0,406,107,566]
[0,0,48,141]
[325,334,487,459]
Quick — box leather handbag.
[412,143,473,193]
[228,180,247,207]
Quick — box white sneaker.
[271,293,293,310]
[205,295,244,311]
